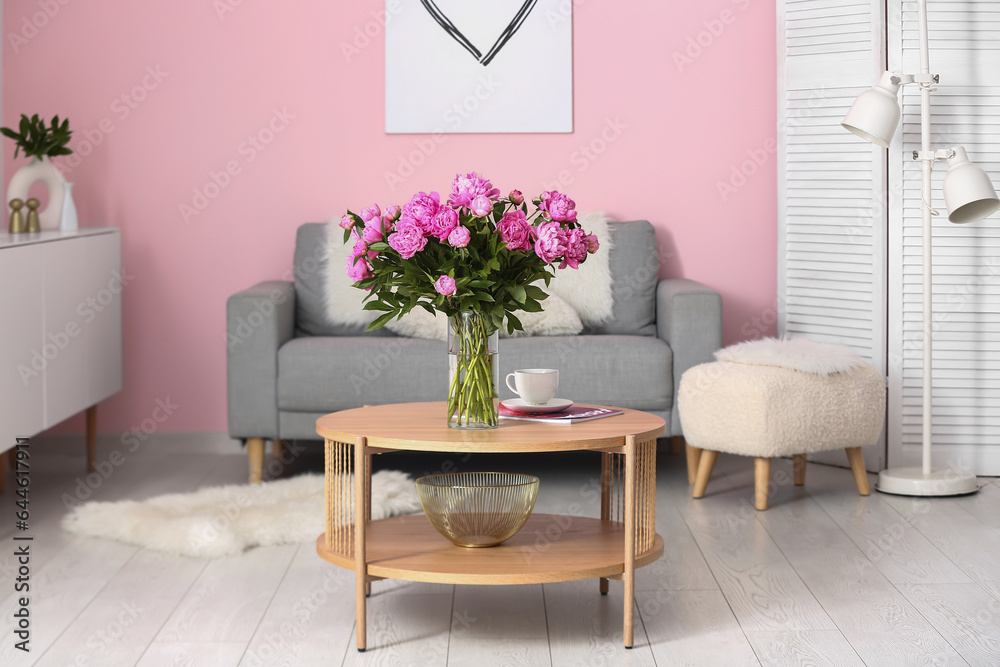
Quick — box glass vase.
[447,310,499,429]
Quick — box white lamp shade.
[841,72,902,148]
[944,147,1000,224]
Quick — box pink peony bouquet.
[341,172,598,335]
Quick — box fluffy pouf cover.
[679,338,886,457]
[61,471,421,558]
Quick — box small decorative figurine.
[8,198,25,234]
[25,198,40,233]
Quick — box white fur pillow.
[715,337,867,377]
[386,294,583,341]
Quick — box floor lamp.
[840,0,999,496]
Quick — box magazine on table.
[499,404,625,423]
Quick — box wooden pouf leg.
[247,438,265,484]
[845,447,870,496]
[86,405,98,473]
[793,455,807,486]
[684,440,701,486]
[691,450,718,499]
[754,457,771,510]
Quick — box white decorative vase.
[6,156,66,231]
[60,182,78,231]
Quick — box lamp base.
[876,467,980,497]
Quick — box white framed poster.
[385,0,573,134]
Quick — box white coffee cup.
[505,369,559,405]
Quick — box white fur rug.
[61,471,421,558]
[715,337,866,376]
[323,210,614,331]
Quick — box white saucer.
[502,398,574,414]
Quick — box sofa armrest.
[227,280,296,439]
[657,279,723,435]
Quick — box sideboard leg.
[623,435,637,649]
[600,451,612,596]
[355,436,369,652]
[86,405,97,473]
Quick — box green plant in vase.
[1,113,73,159]
[341,172,599,429]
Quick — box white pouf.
[678,338,886,510]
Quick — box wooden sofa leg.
[793,455,807,486]
[247,438,265,484]
[846,447,870,496]
[754,457,771,510]
[692,450,718,499]
[684,440,701,485]
[272,439,284,458]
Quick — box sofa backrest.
[592,220,658,336]
[293,218,660,337]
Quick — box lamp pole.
[918,0,933,478]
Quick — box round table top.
[315,402,666,453]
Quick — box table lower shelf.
[316,513,663,585]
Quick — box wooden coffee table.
[315,402,665,651]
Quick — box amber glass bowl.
[415,472,540,547]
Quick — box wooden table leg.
[599,451,612,595]
[364,451,372,598]
[86,405,97,473]
[623,435,637,649]
[355,437,369,652]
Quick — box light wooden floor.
[1,435,998,666]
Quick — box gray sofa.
[227,220,722,482]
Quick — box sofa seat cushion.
[277,334,672,415]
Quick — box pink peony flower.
[470,194,493,218]
[350,238,368,258]
[383,205,401,222]
[561,228,589,269]
[539,191,577,223]
[448,225,471,247]
[387,220,428,259]
[508,189,524,205]
[496,210,532,251]
[362,221,386,244]
[533,221,568,264]
[448,172,500,210]
[339,214,355,230]
[345,256,372,282]
[434,275,457,296]
[585,232,600,254]
[401,191,440,233]
[359,204,381,224]
[427,206,459,241]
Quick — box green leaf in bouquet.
[367,311,398,331]
[510,284,526,304]
[505,311,523,335]
[524,284,549,301]
[472,291,495,303]
[368,241,390,252]
[362,301,393,311]
[520,297,543,313]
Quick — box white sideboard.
[0,228,123,484]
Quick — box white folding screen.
[887,0,1000,473]
[778,0,888,471]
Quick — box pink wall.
[4,0,777,435]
